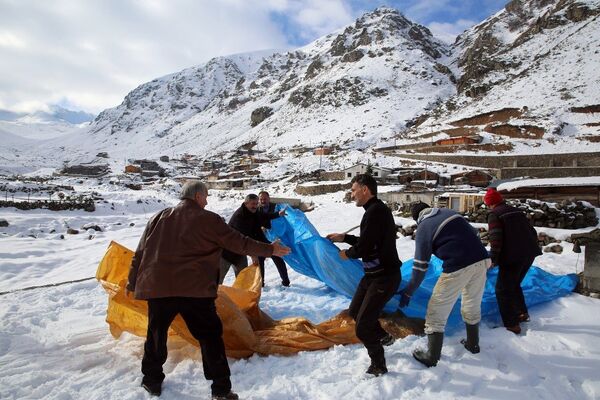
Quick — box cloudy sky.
[0,0,507,116]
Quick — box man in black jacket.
[219,194,267,284]
[485,188,542,334]
[258,191,291,287]
[327,174,401,376]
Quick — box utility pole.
[319,142,324,170]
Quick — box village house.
[124,165,142,174]
[342,163,393,180]
[61,163,110,177]
[435,135,482,146]
[495,177,600,206]
[313,146,334,156]
[379,190,445,209]
[436,192,485,213]
[288,145,311,156]
[205,178,257,190]
[125,159,166,177]
[451,169,495,187]
[397,169,446,186]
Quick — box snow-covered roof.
[342,163,393,172]
[497,177,600,192]
[439,191,485,197]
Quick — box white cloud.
[428,19,476,44]
[0,0,498,115]
[292,0,354,39]
[0,0,291,114]
[404,0,455,22]
[0,31,27,49]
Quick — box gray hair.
[244,193,259,203]
[180,180,208,200]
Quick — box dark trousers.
[495,257,534,327]
[348,272,401,362]
[258,256,290,287]
[142,297,231,396]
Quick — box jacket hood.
[417,207,440,224]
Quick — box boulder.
[250,106,273,127]
[82,223,102,232]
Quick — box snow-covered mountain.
[0,105,95,125]
[0,105,93,141]
[2,1,600,172]
[402,0,600,154]
[82,7,453,161]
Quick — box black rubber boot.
[141,381,162,397]
[413,332,444,367]
[367,361,387,376]
[460,323,480,354]
[366,354,388,377]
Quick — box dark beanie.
[411,202,430,221]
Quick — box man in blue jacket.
[327,174,401,376]
[398,202,490,367]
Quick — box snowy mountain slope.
[402,0,600,154]
[20,8,455,166]
[2,2,599,174]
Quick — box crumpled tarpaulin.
[266,205,579,326]
[96,241,424,358]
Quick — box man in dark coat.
[484,188,542,335]
[257,190,290,287]
[327,174,401,377]
[219,193,269,284]
[126,181,290,399]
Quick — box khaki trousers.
[425,258,490,334]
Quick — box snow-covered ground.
[1,183,600,399]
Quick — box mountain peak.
[326,6,448,60]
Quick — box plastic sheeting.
[266,205,579,326]
[96,241,424,358]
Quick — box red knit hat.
[484,188,503,206]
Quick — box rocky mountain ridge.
[65,7,455,162]
[2,1,600,175]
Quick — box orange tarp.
[96,241,423,358]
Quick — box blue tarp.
[266,205,578,327]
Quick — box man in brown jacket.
[126,180,290,399]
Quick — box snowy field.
[1,183,600,400]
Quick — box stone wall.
[0,198,95,212]
[320,171,346,180]
[398,152,600,169]
[500,166,600,179]
[295,182,351,196]
[464,199,597,229]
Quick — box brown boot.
[212,391,239,400]
[506,325,521,335]
[518,313,530,323]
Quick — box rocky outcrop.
[289,78,387,108]
[454,0,600,97]
[250,106,273,127]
